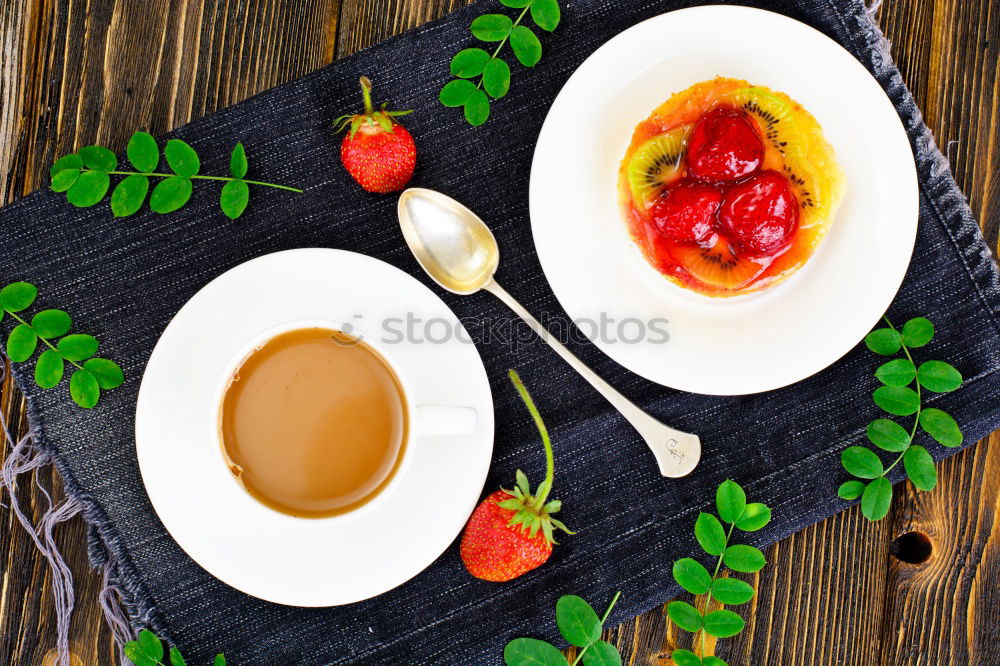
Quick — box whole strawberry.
[460,370,573,582]
[334,76,415,193]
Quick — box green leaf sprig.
[125,628,225,666]
[440,0,561,126]
[50,133,302,220]
[838,316,964,521]
[668,480,770,666]
[504,592,623,666]
[1,282,123,408]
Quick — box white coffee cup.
[210,318,479,521]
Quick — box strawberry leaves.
[839,316,964,520]
[668,479,769,665]
[441,0,562,126]
[50,133,301,220]
[1,281,123,408]
[503,592,622,666]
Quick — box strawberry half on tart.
[618,77,846,297]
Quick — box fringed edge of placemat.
[0,360,158,666]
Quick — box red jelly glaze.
[650,178,723,243]
[719,170,799,256]
[687,106,765,182]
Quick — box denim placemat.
[1,0,998,663]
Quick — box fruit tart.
[618,77,846,297]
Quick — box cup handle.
[416,405,479,437]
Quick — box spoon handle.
[483,279,701,477]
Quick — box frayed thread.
[0,416,79,666]
[0,361,132,666]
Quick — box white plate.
[529,6,918,395]
[136,249,494,606]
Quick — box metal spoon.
[397,187,701,478]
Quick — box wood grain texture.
[0,1,997,665]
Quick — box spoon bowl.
[398,188,499,295]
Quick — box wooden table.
[1,1,997,664]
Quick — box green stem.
[693,521,738,658]
[91,170,304,193]
[508,369,555,507]
[880,316,921,476]
[359,75,374,114]
[5,310,84,370]
[569,591,622,666]
[476,4,532,90]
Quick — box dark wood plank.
[335,0,469,59]
[0,1,997,665]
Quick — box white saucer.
[529,6,918,395]
[135,249,494,606]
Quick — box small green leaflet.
[715,480,746,523]
[128,131,159,171]
[230,142,248,179]
[703,609,745,638]
[441,0,563,126]
[875,358,916,386]
[464,89,491,126]
[510,25,542,66]
[916,360,962,392]
[667,600,703,632]
[919,408,963,447]
[837,480,865,500]
[901,317,934,347]
[710,578,755,605]
[673,558,712,595]
[111,175,150,217]
[872,385,919,416]
[471,13,513,41]
[555,594,602,647]
[694,512,726,555]
[451,47,492,77]
[722,545,766,573]
[865,327,902,355]
[866,419,910,452]
[483,57,512,98]
[79,145,117,171]
[903,446,936,491]
[220,180,250,220]
[150,176,193,213]
[861,477,892,521]
[165,139,201,177]
[735,503,771,531]
[841,446,883,479]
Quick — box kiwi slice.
[626,127,690,208]
[719,87,804,159]
[672,235,769,291]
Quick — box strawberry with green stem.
[460,369,573,582]
[334,76,416,193]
